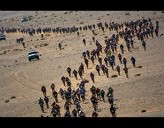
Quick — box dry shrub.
[111,74,118,78]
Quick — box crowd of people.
[38,17,159,117]
[1,16,159,117]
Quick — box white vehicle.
[0,33,6,41]
[28,50,40,61]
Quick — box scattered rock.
[64,12,68,15]
[125,13,130,16]
[3,51,7,54]
[111,75,118,78]
[15,60,17,62]
[5,100,10,103]
[10,96,16,99]
[141,110,146,113]
[135,73,141,76]
[58,66,61,68]
[137,66,142,68]
[43,43,49,46]
[82,78,89,83]
[80,22,84,24]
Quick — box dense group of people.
[1,15,159,117]
[37,17,160,117]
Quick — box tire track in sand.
[4,71,40,92]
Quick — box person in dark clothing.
[118,53,122,64]
[73,69,78,80]
[116,65,121,76]
[64,110,71,117]
[104,67,109,78]
[83,38,86,46]
[96,87,101,100]
[98,57,102,66]
[52,90,58,103]
[101,64,106,75]
[104,56,108,66]
[123,67,129,78]
[110,104,117,117]
[92,111,98,117]
[86,50,90,59]
[61,76,66,86]
[91,55,95,65]
[131,56,136,68]
[90,95,98,111]
[58,42,62,50]
[90,86,96,96]
[120,44,124,54]
[50,83,55,91]
[67,66,71,77]
[84,58,89,69]
[82,51,86,58]
[95,64,100,76]
[142,40,146,51]
[41,85,46,96]
[90,72,95,83]
[78,69,83,79]
[100,89,105,102]
[107,87,114,96]
[72,109,78,117]
[22,42,25,48]
[80,63,84,74]
[44,96,49,108]
[38,97,44,112]
[79,110,86,117]
[111,54,115,65]
[123,57,127,68]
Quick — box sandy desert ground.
[0,11,164,117]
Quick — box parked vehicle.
[0,34,6,41]
[28,50,40,61]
